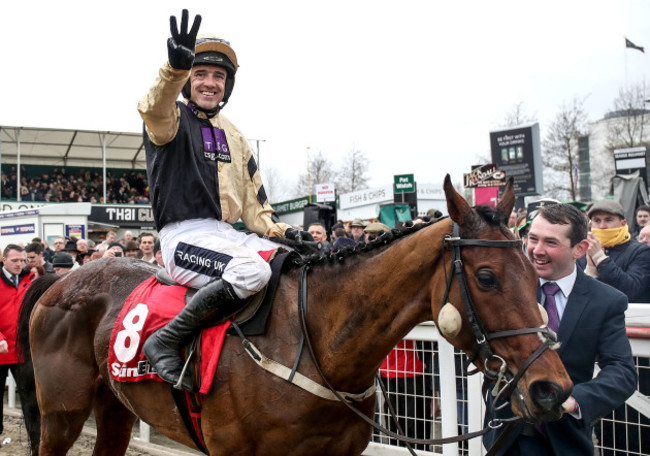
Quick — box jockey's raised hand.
[168,9,202,70]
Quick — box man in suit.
[483,203,637,455]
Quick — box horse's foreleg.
[92,382,138,456]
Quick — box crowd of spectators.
[1,165,149,205]
[18,230,163,279]
[308,208,444,253]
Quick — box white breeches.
[160,218,280,298]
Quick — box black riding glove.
[285,228,314,242]
[167,9,202,70]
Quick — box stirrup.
[174,346,195,390]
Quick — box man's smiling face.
[190,65,227,111]
[526,215,586,281]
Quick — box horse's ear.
[495,178,516,220]
[444,174,473,225]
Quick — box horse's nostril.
[530,380,566,412]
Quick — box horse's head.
[433,175,573,423]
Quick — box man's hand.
[586,232,608,267]
[168,9,202,70]
[562,395,578,414]
[586,232,603,257]
[0,340,8,354]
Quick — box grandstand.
[0,126,145,204]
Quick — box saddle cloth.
[108,249,277,395]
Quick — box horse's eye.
[476,268,499,289]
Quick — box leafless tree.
[584,82,650,200]
[606,82,650,149]
[542,97,589,201]
[295,151,336,198]
[500,101,537,128]
[261,166,292,204]
[336,148,369,194]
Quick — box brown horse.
[27,176,572,456]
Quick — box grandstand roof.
[0,126,145,170]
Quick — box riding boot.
[143,278,247,392]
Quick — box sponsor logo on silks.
[201,127,231,163]
[175,242,233,277]
[111,359,157,379]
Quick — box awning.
[0,125,145,169]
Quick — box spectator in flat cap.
[364,222,391,243]
[51,252,74,275]
[578,198,650,303]
[349,218,366,243]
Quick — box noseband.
[442,222,558,403]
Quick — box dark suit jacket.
[483,267,637,456]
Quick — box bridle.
[442,222,559,406]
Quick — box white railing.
[8,305,650,454]
[365,304,650,456]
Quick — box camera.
[114,252,122,257]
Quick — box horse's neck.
[309,219,450,390]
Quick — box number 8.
[114,303,149,363]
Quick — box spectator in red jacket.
[0,244,35,434]
[378,339,433,450]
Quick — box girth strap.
[171,388,209,455]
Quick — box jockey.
[139,10,310,391]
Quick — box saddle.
[153,250,296,336]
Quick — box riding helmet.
[181,35,239,109]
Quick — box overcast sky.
[2,1,649,199]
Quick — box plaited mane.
[290,218,445,269]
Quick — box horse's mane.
[291,218,443,269]
[291,205,509,270]
[474,204,508,227]
[17,274,60,359]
